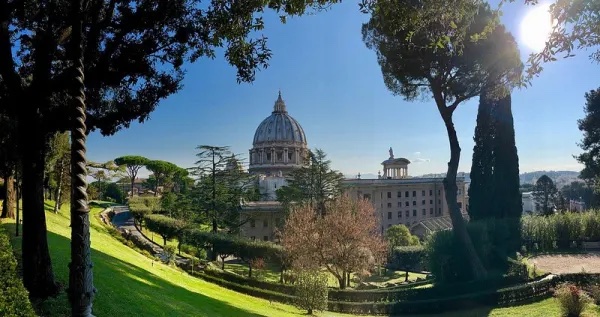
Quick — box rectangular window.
[412,201,416,206]
[430,208,434,215]
[397,202,401,207]
[250,219,255,228]
[387,203,392,208]
[438,189,441,195]
[412,191,416,197]
[429,190,433,196]
[266,153,271,161]
[422,200,426,205]
[422,190,426,196]
[430,200,433,205]
[405,210,409,217]
[413,210,417,217]
[263,220,268,227]
[288,152,293,161]
[388,212,392,219]
[398,211,402,218]
[387,192,392,199]
[263,236,269,241]
[405,191,409,197]
[397,191,402,198]
[405,201,409,207]
[363,194,371,200]
[422,209,426,216]
[277,153,283,161]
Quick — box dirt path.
[530,253,600,274]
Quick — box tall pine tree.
[469,88,522,220]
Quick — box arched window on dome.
[266,152,271,162]
[288,152,293,161]
[277,152,283,162]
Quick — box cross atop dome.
[273,90,287,113]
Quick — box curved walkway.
[530,252,600,274]
[108,205,190,266]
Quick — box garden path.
[530,253,600,274]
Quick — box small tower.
[381,147,411,179]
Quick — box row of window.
[249,218,281,228]
[250,236,270,241]
[384,189,462,199]
[386,199,441,208]
[387,208,439,219]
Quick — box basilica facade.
[239,92,468,241]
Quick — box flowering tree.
[281,195,387,289]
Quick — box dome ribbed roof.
[252,92,307,146]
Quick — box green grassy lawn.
[2,200,598,316]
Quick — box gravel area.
[530,253,600,274]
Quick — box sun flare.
[519,4,554,52]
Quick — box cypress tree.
[469,88,521,221]
[490,92,522,219]
[468,93,495,221]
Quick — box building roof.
[410,213,470,233]
[241,201,284,212]
[252,92,307,146]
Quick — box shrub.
[588,285,600,305]
[144,214,186,246]
[163,245,177,264]
[0,229,36,317]
[389,246,426,271]
[294,270,328,315]
[554,283,592,317]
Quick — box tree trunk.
[248,262,253,278]
[163,236,167,246]
[338,276,346,289]
[308,308,313,315]
[21,132,59,298]
[53,159,63,213]
[130,178,135,197]
[442,113,487,280]
[2,173,16,218]
[222,257,226,270]
[346,272,351,287]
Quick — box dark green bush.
[145,214,186,246]
[389,246,426,271]
[426,219,520,284]
[0,228,37,317]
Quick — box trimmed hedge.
[145,214,186,246]
[182,229,284,263]
[203,268,295,294]
[388,246,426,271]
[327,275,554,315]
[521,212,600,252]
[193,270,296,304]
[0,228,37,317]
[327,275,533,303]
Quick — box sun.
[519,4,554,52]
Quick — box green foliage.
[294,270,328,315]
[0,228,36,317]
[277,149,344,215]
[145,160,180,193]
[577,88,600,191]
[521,212,600,251]
[385,225,420,249]
[426,219,520,284]
[470,91,522,221]
[554,283,592,317]
[145,214,186,246]
[128,196,161,227]
[104,183,125,204]
[163,245,177,265]
[533,175,558,215]
[389,246,426,271]
[182,229,283,264]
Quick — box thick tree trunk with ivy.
[2,173,15,218]
[441,112,487,280]
[21,130,59,298]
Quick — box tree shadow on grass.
[2,223,273,317]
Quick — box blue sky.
[86,1,599,178]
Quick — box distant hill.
[519,171,580,188]
[345,170,581,188]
